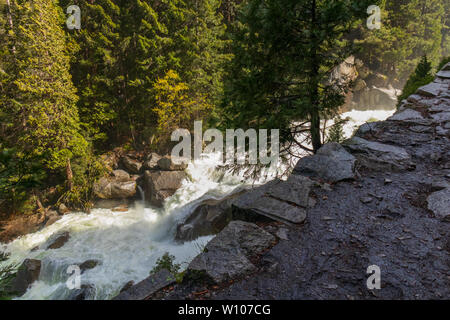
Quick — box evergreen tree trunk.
[309,0,322,153]
[66,159,73,191]
[6,0,15,53]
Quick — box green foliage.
[0,0,91,212]
[60,0,228,148]
[222,0,375,157]
[150,252,181,277]
[355,0,446,84]
[151,70,212,145]
[0,0,89,171]
[397,55,434,106]
[0,148,46,211]
[327,116,348,144]
[0,261,17,300]
[58,153,106,211]
[437,56,450,70]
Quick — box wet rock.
[110,181,137,199]
[144,170,186,207]
[416,82,446,97]
[58,203,70,215]
[2,259,41,297]
[276,227,289,241]
[387,109,429,125]
[119,281,135,293]
[343,137,413,172]
[79,260,100,274]
[93,176,137,200]
[436,70,450,79]
[68,284,96,300]
[111,204,129,212]
[93,199,131,209]
[430,102,450,113]
[93,177,112,199]
[431,112,450,125]
[188,221,275,283]
[356,121,383,136]
[360,197,373,204]
[431,179,450,191]
[406,94,424,104]
[113,269,174,300]
[46,231,70,250]
[143,153,162,170]
[233,176,314,225]
[409,125,434,134]
[437,126,449,136]
[293,143,356,183]
[157,155,188,171]
[427,188,450,221]
[111,169,130,182]
[44,210,61,228]
[121,156,142,174]
[175,190,246,242]
[0,213,47,244]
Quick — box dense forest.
[0,0,449,215]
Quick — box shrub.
[397,55,434,107]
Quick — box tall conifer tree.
[0,0,88,191]
[222,0,374,155]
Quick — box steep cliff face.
[149,63,450,300]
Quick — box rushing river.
[0,92,397,300]
[0,153,255,300]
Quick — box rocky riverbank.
[116,63,450,300]
[0,151,189,243]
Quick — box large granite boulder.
[0,259,41,297]
[293,142,356,183]
[93,170,137,200]
[144,170,186,207]
[46,231,70,250]
[175,190,247,242]
[188,221,275,283]
[143,153,162,171]
[113,269,174,300]
[78,260,101,274]
[157,155,188,171]
[121,156,143,174]
[427,188,450,222]
[343,137,413,172]
[233,175,315,225]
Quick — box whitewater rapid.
[0,106,396,300]
[0,153,256,300]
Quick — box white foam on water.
[0,152,259,300]
[341,109,396,138]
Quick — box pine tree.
[59,0,121,146]
[62,0,228,148]
[0,0,89,204]
[222,0,374,156]
[397,55,434,106]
